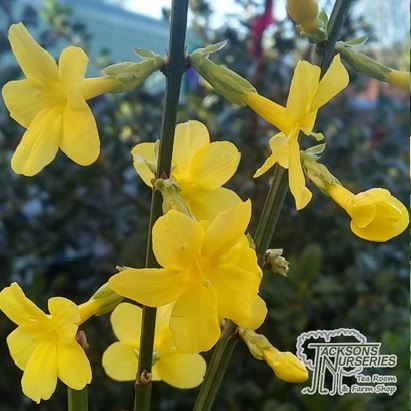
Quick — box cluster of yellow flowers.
[0,7,408,404]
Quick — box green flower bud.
[190,42,256,105]
[301,145,337,192]
[239,329,273,360]
[154,178,194,218]
[294,9,328,44]
[102,48,163,92]
[337,43,389,82]
[89,283,123,316]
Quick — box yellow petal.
[347,204,376,228]
[11,108,62,176]
[285,61,320,125]
[185,186,242,222]
[350,220,393,242]
[325,183,354,209]
[131,142,156,187]
[153,210,204,269]
[60,99,100,166]
[154,303,174,337]
[57,340,92,389]
[310,54,349,111]
[350,217,407,242]
[202,200,251,257]
[2,80,54,128]
[288,139,312,210]
[211,266,255,324]
[21,339,58,403]
[9,23,59,83]
[59,47,88,109]
[109,268,184,307]
[7,326,39,370]
[253,133,289,178]
[242,91,286,129]
[81,76,121,100]
[349,188,390,207]
[387,70,410,91]
[299,110,317,135]
[48,297,79,344]
[172,121,209,175]
[187,141,240,190]
[350,196,409,242]
[170,282,220,353]
[111,303,142,343]
[237,295,267,330]
[102,342,138,381]
[0,282,47,325]
[157,349,206,388]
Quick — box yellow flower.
[0,283,94,403]
[262,349,308,383]
[102,302,206,388]
[109,201,266,353]
[325,183,409,242]
[242,55,349,210]
[2,23,120,176]
[386,70,410,91]
[132,120,241,221]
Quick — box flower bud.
[338,45,389,82]
[287,0,327,43]
[154,178,194,217]
[265,249,289,276]
[79,283,123,321]
[75,330,90,352]
[325,183,409,242]
[262,350,309,383]
[239,329,272,360]
[102,48,163,93]
[301,145,337,191]
[287,0,318,28]
[190,42,256,105]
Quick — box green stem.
[68,387,88,411]
[134,1,189,411]
[314,0,353,74]
[253,165,288,266]
[191,168,288,411]
[192,321,238,411]
[192,2,354,410]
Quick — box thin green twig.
[192,321,238,411]
[254,165,288,265]
[134,1,189,410]
[191,1,353,409]
[314,0,353,74]
[68,387,88,411]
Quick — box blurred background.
[0,0,409,410]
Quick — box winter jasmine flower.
[242,55,349,210]
[131,120,241,221]
[325,183,409,242]
[109,201,266,353]
[0,283,100,403]
[102,302,206,388]
[2,23,120,176]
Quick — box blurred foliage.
[0,0,409,410]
